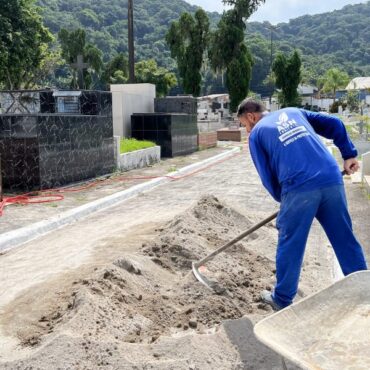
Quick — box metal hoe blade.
[191,262,226,294]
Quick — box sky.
[185,0,367,24]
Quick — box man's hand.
[344,158,360,174]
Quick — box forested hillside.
[37,0,220,70]
[36,0,370,94]
[247,1,370,82]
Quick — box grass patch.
[120,138,156,154]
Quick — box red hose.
[0,193,64,217]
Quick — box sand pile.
[0,195,278,369]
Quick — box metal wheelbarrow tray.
[254,271,370,370]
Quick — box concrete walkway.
[0,146,240,252]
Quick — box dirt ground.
[0,195,280,369]
[0,144,369,369]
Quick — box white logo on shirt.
[276,112,309,146]
[276,112,298,134]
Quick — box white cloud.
[185,0,367,23]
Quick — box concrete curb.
[0,147,240,253]
[118,146,161,171]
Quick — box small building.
[298,84,333,112]
[298,84,318,101]
[346,77,370,91]
[344,77,370,105]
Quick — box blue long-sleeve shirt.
[248,108,357,202]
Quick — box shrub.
[329,100,347,113]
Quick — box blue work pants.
[273,185,368,308]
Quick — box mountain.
[36,0,370,94]
[247,2,370,81]
[37,0,220,70]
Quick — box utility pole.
[128,0,135,83]
[268,25,278,105]
[270,28,273,71]
[269,25,279,69]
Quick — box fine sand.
[0,195,287,369]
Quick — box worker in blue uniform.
[237,98,368,311]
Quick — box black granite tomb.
[132,95,198,158]
[154,96,197,115]
[131,113,198,157]
[0,90,115,192]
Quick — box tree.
[102,53,129,87]
[223,0,266,17]
[31,50,65,89]
[226,43,254,112]
[321,68,349,103]
[166,8,209,97]
[135,59,177,97]
[0,0,53,89]
[273,50,302,107]
[345,90,360,113]
[300,67,319,87]
[209,0,265,112]
[58,28,103,89]
[248,34,271,97]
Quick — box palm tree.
[322,68,349,103]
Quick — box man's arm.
[300,109,358,160]
[249,135,281,202]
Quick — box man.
[237,98,367,311]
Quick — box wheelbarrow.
[254,270,370,370]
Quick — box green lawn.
[120,138,156,154]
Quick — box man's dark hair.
[237,98,266,117]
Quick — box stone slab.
[217,128,246,142]
[198,132,217,149]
